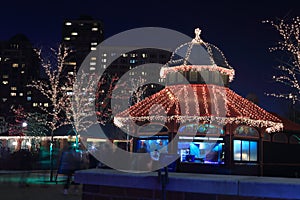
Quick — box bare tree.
[27,44,75,181]
[264,16,300,104]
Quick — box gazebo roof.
[114,84,283,133]
[160,28,235,82]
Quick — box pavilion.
[114,29,300,176]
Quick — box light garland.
[160,65,235,82]
[114,115,283,133]
[114,84,283,133]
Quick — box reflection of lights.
[12,141,17,146]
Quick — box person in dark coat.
[58,145,80,195]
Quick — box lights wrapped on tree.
[263,17,300,104]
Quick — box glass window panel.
[168,73,176,83]
[213,72,220,84]
[241,141,249,161]
[222,74,228,85]
[233,140,241,161]
[190,71,198,82]
[177,72,184,82]
[200,70,209,83]
[249,141,257,161]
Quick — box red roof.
[115,84,283,132]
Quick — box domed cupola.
[160,28,235,87]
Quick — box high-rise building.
[62,16,104,71]
[0,34,40,115]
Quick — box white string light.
[115,84,283,132]
[263,17,300,104]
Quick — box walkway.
[0,170,81,200]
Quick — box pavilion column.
[166,120,178,154]
[226,124,234,173]
[259,128,265,176]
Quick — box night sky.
[1,0,300,115]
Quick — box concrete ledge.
[75,169,300,199]
[239,176,300,199]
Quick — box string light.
[113,28,284,134]
[115,84,283,132]
[263,17,300,104]
[160,65,235,82]
[28,44,75,133]
[160,28,235,81]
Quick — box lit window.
[90,67,96,71]
[10,92,16,96]
[102,53,107,57]
[27,97,31,101]
[68,71,74,75]
[19,93,23,96]
[91,57,97,61]
[12,63,18,68]
[2,98,7,102]
[91,47,97,51]
[142,53,147,58]
[33,103,38,107]
[90,62,96,66]
[11,87,17,91]
[2,81,8,85]
[21,71,25,74]
[233,140,257,162]
[141,72,147,75]
[102,64,106,69]
[91,42,98,46]
[130,53,137,58]
[101,58,107,63]
[27,91,31,95]
[44,103,49,107]
[65,22,72,26]
[65,61,76,66]
[130,59,137,64]
[159,78,165,83]
[64,37,71,41]
[71,32,78,36]
[122,54,128,57]
[2,75,8,78]
[92,27,98,31]
[67,91,73,95]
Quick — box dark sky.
[1,0,300,115]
